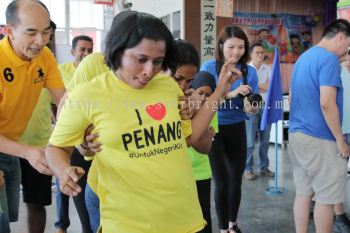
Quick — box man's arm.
[48,88,66,106]
[46,144,83,196]
[320,86,349,158]
[0,134,52,174]
[259,81,269,92]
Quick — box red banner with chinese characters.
[94,0,114,6]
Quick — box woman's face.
[222,37,245,64]
[172,64,198,92]
[116,38,166,89]
[196,86,212,97]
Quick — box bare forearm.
[45,145,73,178]
[188,129,212,154]
[321,104,344,142]
[259,82,269,92]
[0,134,30,159]
[190,92,221,143]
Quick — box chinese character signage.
[201,0,216,63]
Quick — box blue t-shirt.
[200,59,259,125]
[289,46,343,141]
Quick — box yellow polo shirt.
[67,53,109,91]
[19,89,52,147]
[58,62,76,87]
[0,36,64,141]
[50,72,205,233]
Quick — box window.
[172,11,181,39]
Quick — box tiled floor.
[10,144,350,233]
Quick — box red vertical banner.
[94,0,114,6]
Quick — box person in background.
[172,40,214,233]
[189,71,218,233]
[55,35,94,233]
[58,35,93,86]
[288,19,350,233]
[244,42,274,180]
[331,52,350,233]
[201,25,259,233]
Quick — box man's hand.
[84,124,102,154]
[337,139,349,159]
[59,166,85,196]
[25,147,52,175]
[178,95,195,120]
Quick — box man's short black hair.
[322,19,350,39]
[249,42,264,53]
[6,0,49,26]
[50,20,56,30]
[72,35,93,49]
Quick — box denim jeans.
[55,179,70,230]
[0,153,21,233]
[245,111,272,172]
[85,184,100,233]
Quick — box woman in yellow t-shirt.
[46,11,239,233]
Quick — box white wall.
[123,0,182,18]
[0,0,14,24]
[115,0,185,38]
[56,44,74,64]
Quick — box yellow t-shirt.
[50,72,205,233]
[66,53,109,91]
[0,36,64,141]
[19,89,52,146]
[58,62,75,87]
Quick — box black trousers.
[196,178,212,233]
[209,121,247,230]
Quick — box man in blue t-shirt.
[288,19,350,233]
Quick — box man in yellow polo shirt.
[58,35,93,86]
[0,1,65,231]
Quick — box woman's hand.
[59,166,85,196]
[83,124,102,154]
[226,85,252,99]
[243,97,259,114]
[178,93,196,120]
[216,58,242,99]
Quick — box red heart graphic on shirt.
[146,103,166,121]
